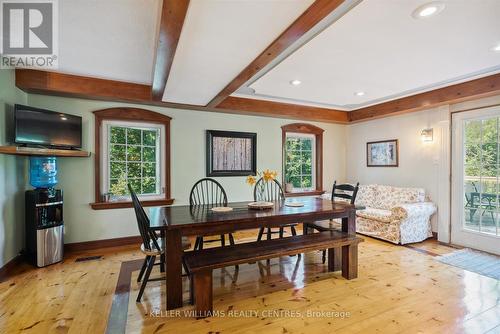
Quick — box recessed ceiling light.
[290,79,301,86]
[238,86,256,95]
[412,2,445,19]
[354,91,365,97]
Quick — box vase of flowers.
[246,169,278,209]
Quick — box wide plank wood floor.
[0,229,499,334]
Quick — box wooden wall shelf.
[0,146,90,157]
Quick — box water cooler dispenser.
[25,157,64,267]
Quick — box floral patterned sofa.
[324,184,437,244]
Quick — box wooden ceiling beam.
[16,69,500,124]
[349,73,500,122]
[217,97,348,123]
[14,69,347,123]
[16,69,152,102]
[151,0,190,101]
[206,0,347,108]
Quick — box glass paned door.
[463,118,499,235]
[452,107,500,255]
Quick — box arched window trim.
[281,123,324,197]
[90,107,173,210]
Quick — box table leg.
[341,244,358,279]
[194,270,213,318]
[342,209,356,234]
[166,229,183,310]
[335,209,356,271]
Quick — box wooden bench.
[183,231,363,317]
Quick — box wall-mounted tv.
[14,104,82,149]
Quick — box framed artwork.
[206,130,257,176]
[366,139,399,167]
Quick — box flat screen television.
[14,104,82,149]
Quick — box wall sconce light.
[421,128,433,142]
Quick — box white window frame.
[285,132,316,192]
[101,120,166,201]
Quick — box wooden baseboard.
[64,235,142,253]
[0,254,23,282]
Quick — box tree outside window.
[281,123,323,195]
[108,125,160,197]
[285,134,315,191]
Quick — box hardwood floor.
[0,229,499,334]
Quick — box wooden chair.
[306,181,359,263]
[189,178,235,250]
[254,178,298,241]
[128,184,191,302]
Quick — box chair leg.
[137,256,149,282]
[137,255,155,302]
[228,233,235,245]
[257,228,264,241]
[199,237,204,250]
[194,236,201,250]
[159,253,165,273]
[322,250,326,264]
[289,226,298,257]
[227,234,239,269]
[189,274,194,305]
[266,227,271,265]
[279,227,284,239]
[220,234,225,247]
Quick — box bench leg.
[194,270,213,318]
[327,248,342,272]
[341,244,358,280]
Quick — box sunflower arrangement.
[246,169,278,200]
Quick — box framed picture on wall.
[366,139,399,167]
[206,130,257,176]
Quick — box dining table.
[149,196,357,310]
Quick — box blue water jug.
[29,157,58,189]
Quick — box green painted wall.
[27,94,347,244]
[0,70,28,267]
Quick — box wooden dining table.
[149,196,356,310]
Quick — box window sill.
[90,198,174,210]
[285,190,325,197]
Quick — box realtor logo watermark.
[1,0,58,69]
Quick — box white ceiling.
[44,0,500,111]
[163,0,314,105]
[57,0,160,84]
[243,0,500,110]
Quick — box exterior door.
[451,106,500,255]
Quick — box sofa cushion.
[354,184,378,207]
[356,207,394,223]
[373,185,425,210]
